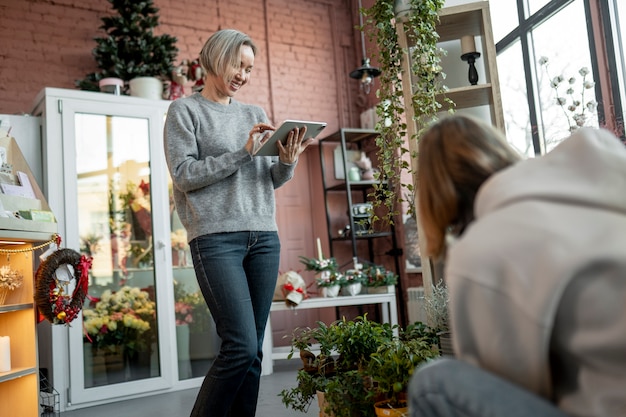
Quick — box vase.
[103,346,125,384]
[342,282,362,296]
[176,324,192,379]
[438,331,454,356]
[129,76,164,100]
[321,285,340,298]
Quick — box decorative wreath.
[35,248,92,325]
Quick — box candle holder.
[461,51,481,85]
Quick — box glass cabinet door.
[75,112,159,388]
[57,98,173,406]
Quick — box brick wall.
[0,0,365,130]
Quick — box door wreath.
[35,248,92,325]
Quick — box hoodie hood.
[476,128,626,219]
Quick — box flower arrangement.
[83,286,156,355]
[173,280,208,334]
[171,229,188,251]
[315,270,343,288]
[299,255,338,273]
[338,269,366,286]
[0,265,23,304]
[174,301,193,325]
[362,265,398,287]
[539,56,597,133]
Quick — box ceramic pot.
[342,282,362,296]
[321,285,340,298]
[129,77,164,100]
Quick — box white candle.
[316,238,323,261]
[461,35,477,55]
[0,336,10,372]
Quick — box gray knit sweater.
[164,93,296,242]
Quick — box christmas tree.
[77,0,178,91]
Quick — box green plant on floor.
[76,0,178,91]
[366,334,439,410]
[280,315,438,417]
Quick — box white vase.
[129,77,164,100]
[176,324,192,379]
[342,282,362,296]
[321,285,340,298]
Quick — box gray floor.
[60,360,317,417]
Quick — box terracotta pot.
[374,400,408,417]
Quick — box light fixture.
[349,0,381,94]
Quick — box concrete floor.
[59,360,318,417]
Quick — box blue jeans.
[188,231,280,417]
[409,358,571,417]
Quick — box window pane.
[614,0,626,131]
[490,0,519,42]
[497,41,534,157]
[531,0,597,151]
[527,0,551,16]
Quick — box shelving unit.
[395,1,504,293]
[0,232,54,417]
[318,128,405,323]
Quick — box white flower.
[583,80,595,89]
[579,67,590,76]
[539,56,549,65]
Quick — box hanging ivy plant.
[362,0,453,224]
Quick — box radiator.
[407,286,427,324]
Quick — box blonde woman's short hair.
[199,29,257,83]
[417,115,522,259]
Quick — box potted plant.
[339,268,366,296]
[423,278,453,356]
[76,0,178,99]
[281,315,395,417]
[361,0,452,224]
[366,323,440,416]
[299,255,342,297]
[362,264,398,293]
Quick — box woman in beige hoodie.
[409,115,626,417]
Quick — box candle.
[316,238,323,261]
[0,336,10,372]
[461,35,477,55]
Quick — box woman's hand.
[246,123,276,155]
[277,126,315,164]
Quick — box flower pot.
[366,285,393,294]
[438,331,454,356]
[374,400,408,417]
[342,282,362,296]
[321,285,340,298]
[129,76,164,100]
[98,77,124,95]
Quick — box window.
[493,0,625,155]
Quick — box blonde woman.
[164,29,313,417]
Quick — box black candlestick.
[461,52,481,85]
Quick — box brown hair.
[417,115,522,259]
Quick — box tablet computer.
[255,120,327,156]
